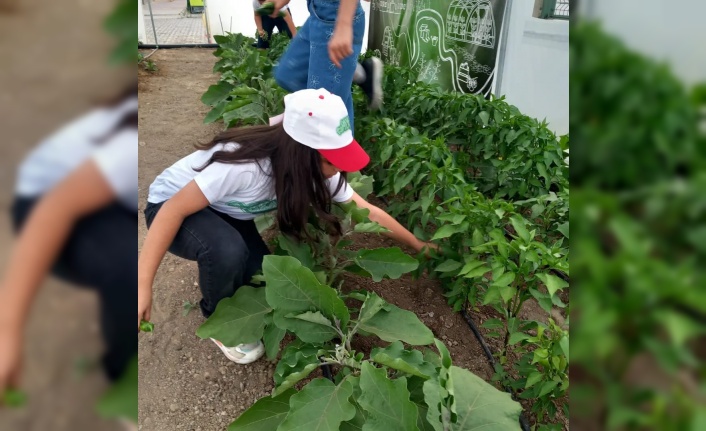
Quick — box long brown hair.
[194,123,347,240]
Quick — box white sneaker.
[210,339,265,364]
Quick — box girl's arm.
[283,10,297,38]
[329,0,358,68]
[347,191,437,253]
[254,13,265,37]
[0,159,117,394]
[137,180,209,328]
[0,159,116,330]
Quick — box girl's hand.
[0,325,23,402]
[329,25,353,68]
[417,241,439,258]
[137,284,153,333]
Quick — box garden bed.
[137,49,506,431]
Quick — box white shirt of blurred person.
[0,90,138,425]
[253,0,297,49]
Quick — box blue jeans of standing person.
[275,0,365,134]
[144,201,270,318]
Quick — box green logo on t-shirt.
[336,117,350,136]
[225,199,277,214]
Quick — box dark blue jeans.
[11,196,137,382]
[275,0,365,133]
[144,201,270,318]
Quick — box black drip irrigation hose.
[461,308,532,431]
[320,360,335,382]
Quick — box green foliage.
[196,286,270,346]
[2,389,27,408]
[97,355,137,423]
[272,193,418,287]
[570,21,706,430]
[203,32,290,127]
[201,254,521,431]
[571,21,704,189]
[352,61,570,427]
[105,0,138,64]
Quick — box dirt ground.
[0,1,131,430]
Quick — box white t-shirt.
[147,142,354,220]
[15,98,138,212]
[252,0,289,11]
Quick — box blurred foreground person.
[0,86,137,429]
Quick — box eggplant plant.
[198,255,522,431]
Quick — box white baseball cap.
[270,88,370,172]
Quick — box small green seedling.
[256,2,286,17]
[140,320,155,333]
[3,389,27,408]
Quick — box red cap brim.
[318,139,370,172]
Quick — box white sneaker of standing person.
[211,339,265,364]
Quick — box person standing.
[253,0,297,49]
[272,0,384,122]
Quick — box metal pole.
[146,0,159,46]
[203,0,212,43]
[492,0,513,97]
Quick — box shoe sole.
[368,57,384,111]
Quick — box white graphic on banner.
[446,0,496,48]
[458,62,478,91]
[379,0,406,15]
[374,1,499,95]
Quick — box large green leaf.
[358,362,418,431]
[356,292,387,327]
[263,322,286,360]
[277,235,316,270]
[96,355,137,423]
[354,248,419,282]
[448,366,522,430]
[407,377,439,431]
[196,286,271,346]
[278,378,356,431]
[228,389,295,431]
[273,311,339,344]
[341,376,368,431]
[371,341,436,378]
[536,272,569,297]
[509,215,531,243]
[359,304,434,345]
[202,81,235,106]
[348,172,375,199]
[264,256,349,327]
[431,224,466,241]
[204,100,228,124]
[422,378,449,431]
[273,342,322,396]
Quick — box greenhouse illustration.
[446,0,496,48]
